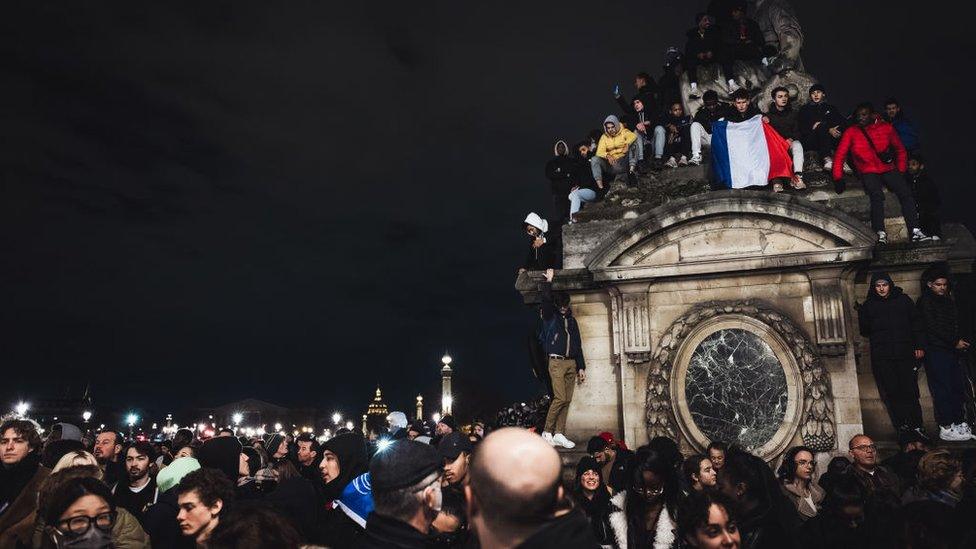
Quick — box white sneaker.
[931,235,941,241]
[842,162,853,174]
[940,425,970,442]
[877,231,888,245]
[678,155,689,166]
[912,228,933,242]
[664,156,678,169]
[727,79,740,93]
[552,433,576,449]
[541,431,555,446]
[823,157,833,171]
[689,153,703,166]
[954,423,976,440]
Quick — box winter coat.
[607,491,677,549]
[798,510,897,549]
[30,507,152,549]
[617,88,659,126]
[685,27,722,62]
[832,119,907,181]
[780,481,824,521]
[546,141,578,197]
[540,281,586,370]
[765,102,801,140]
[886,112,920,151]
[0,455,48,539]
[692,103,730,134]
[517,509,603,549]
[917,288,961,350]
[850,465,902,512]
[314,503,367,548]
[596,116,637,163]
[605,449,635,495]
[524,238,558,272]
[798,101,844,139]
[360,512,430,549]
[724,104,761,123]
[858,273,925,359]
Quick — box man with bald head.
[465,428,600,548]
[847,434,900,512]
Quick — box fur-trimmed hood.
[607,491,677,549]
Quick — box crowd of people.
[529,1,941,261]
[4,404,976,549]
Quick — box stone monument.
[516,173,975,461]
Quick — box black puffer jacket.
[798,101,845,138]
[766,102,800,140]
[917,287,960,350]
[545,141,578,197]
[858,272,925,358]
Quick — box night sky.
[3,2,974,420]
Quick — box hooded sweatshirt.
[319,433,369,503]
[523,213,558,271]
[858,272,925,359]
[545,140,578,196]
[596,115,637,163]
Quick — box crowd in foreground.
[3,410,976,549]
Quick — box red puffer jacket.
[832,118,907,180]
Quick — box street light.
[332,412,342,425]
[232,413,243,426]
[432,412,441,423]
[442,354,452,366]
[345,420,354,430]
[274,422,283,432]
[126,413,139,439]
[14,402,29,417]
[82,411,92,423]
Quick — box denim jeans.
[568,188,598,216]
[924,347,967,426]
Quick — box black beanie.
[438,415,457,432]
[809,83,826,95]
[197,437,243,484]
[370,440,442,493]
[586,436,610,455]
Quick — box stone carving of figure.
[753,0,805,73]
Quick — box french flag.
[711,115,794,189]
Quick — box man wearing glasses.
[847,434,901,511]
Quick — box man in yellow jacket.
[591,115,641,188]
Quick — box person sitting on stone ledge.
[614,71,658,121]
[539,268,586,450]
[832,102,932,244]
[592,114,641,188]
[907,153,942,240]
[653,101,694,169]
[719,2,764,93]
[763,86,806,190]
[685,13,722,96]
[883,97,921,152]
[689,90,729,167]
[723,88,760,122]
[658,47,685,110]
[568,143,606,223]
[629,96,659,170]
[799,84,844,172]
[519,212,558,274]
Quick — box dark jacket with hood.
[917,279,962,351]
[858,272,925,359]
[765,101,801,140]
[539,281,586,371]
[617,89,660,130]
[197,436,243,486]
[798,100,845,139]
[908,168,940,213]
[545,140,578,197]
[313,433,370,549]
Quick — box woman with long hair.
[572,456,614,546]
[608,446,682,548]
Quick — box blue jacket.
[887,113,920,151]
[539,282,586,371]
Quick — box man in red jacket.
[833,103,932,245]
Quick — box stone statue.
[680,0,817,115]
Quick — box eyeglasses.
[57,512,116,536]
[851,444,876,452]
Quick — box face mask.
[52,526,113,549]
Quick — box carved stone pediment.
[585,191,876,282]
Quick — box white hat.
[524,212,548,234]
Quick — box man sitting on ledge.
[592,115,640,189]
